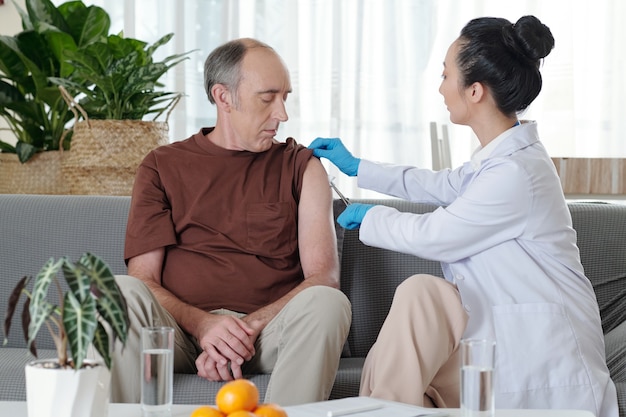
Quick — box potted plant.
[3,252,129,417]
[53,32,189,121]
[0,0,191,195]
[0,0,110,194]
[51,21,193,196]
[0,0,110,162]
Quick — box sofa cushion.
[569,203,626,333]
[0,195,130,350]
[339,200,443,358]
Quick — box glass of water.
[141,326,174,417]
[460,338,496,417]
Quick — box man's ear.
[466,82,485,103]
[212,84,233,112]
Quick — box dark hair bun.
[502,15,554,64]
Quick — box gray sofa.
[1,194,625,415]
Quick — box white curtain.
[80,0,626,198]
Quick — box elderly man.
[112,38,351,405]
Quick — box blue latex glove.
[308,138,361,177]
[337,203,374,230]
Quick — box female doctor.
[309,15,618,417]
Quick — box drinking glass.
[141,326,174,417]
[460,338,496,417]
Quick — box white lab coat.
[357,121,618,417]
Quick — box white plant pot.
[25,359,110,417]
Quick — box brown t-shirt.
[124,128,313,313]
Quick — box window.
[64,0,626,197]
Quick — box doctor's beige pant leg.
[359,274,468,408]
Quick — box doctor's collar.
[470,122,521,171]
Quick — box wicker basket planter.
[0,151,69,195]
[61,119,168,196]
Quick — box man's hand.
[308,138,360,177]
[195,314,258,381]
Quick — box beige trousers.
[105,275,352,405]
[359,274,468,408]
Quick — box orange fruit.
[190,405,225,417]
[227,412,256,417]
[216,379,260,414]
[254,403,288,417]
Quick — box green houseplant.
[4,252,129,370]
[0,0,191,197]
[50,30,193,196]
[3,252,129,416]
[0,0,111,163]
[52,32,190,121]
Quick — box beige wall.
[0,0,25,146]
[0,0,24,35]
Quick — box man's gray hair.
[204,38,274,104]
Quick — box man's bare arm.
[242,156,340,332]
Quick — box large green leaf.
[62,45,108,81]
[92,321,111,369]
[63,290,97,370]
[41,27,78,78]
[62,257,90,303]
[59,3,110,47]
[0,80,25,106]
[76,253,128,344]
[18,30,60,85]
[0,36,30,83]
[26,0,71,35]
[108,34,146,59]
[28,257,63,346]
[145,33,174,57]
[14,2,33,32]
[0,141,16,153]
[26,300,56,357]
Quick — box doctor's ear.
[466,82,485,103]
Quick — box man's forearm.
[127,251,212,339]
[243,271,338,332]
[132,273,209,340]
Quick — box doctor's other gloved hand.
[337,203,374,230]
[308,138,360,177]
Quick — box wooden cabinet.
[551,158,626,198]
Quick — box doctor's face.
[439,40,471,125]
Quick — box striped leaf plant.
[3,252,129,370]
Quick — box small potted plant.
[3,252,129,417]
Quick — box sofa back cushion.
[0,194,131,349]
[336,199,443,358]
[2,195,625,359]
[568,202,626,333]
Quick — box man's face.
[227,48,292,152]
